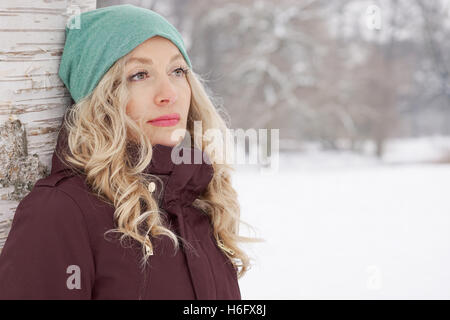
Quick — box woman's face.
[124,36,191,147]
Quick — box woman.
[0,4,261,299]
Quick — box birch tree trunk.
[0,0,96,251]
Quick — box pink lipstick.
[147,113,180,127]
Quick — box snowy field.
[234,136,450,299]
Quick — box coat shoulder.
[33,170,110,208]
[29,171,115,235]
[17,175,89,228]
[34,169,82,189]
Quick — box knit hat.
[58,4,192,103]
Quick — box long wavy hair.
[60,50,264,278]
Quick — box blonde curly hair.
[59,51,264,279]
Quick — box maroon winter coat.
[0,128,241,300]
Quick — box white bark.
[0,0,96,251]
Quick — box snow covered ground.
[234,136,450,299]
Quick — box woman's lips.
[147,113,180,127]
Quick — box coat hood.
[50,126,214,208]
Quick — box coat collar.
[51,127,214,207]
[127,140,214,207]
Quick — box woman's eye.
[173,67,187,77]
[129,71,148,81]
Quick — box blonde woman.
[0,4,261,299]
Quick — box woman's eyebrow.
[125,53,183,66]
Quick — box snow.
[235,137,450,299]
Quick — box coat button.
[148,181,156,193]
[145,244,153,256]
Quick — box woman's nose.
[154,76,177,106]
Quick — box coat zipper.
[217,239,235,255]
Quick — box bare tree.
[413,0,450,133]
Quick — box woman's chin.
[150,135,185,147]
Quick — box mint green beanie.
[58,4,192,103]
